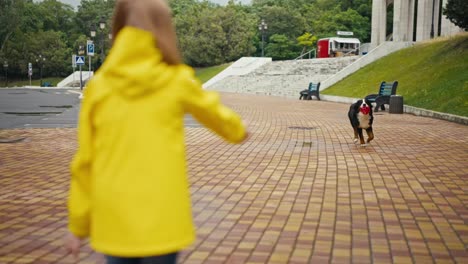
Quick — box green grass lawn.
[195,63,231,83]
[322,33,468,117]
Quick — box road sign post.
[87,41,95,56]
[72,55,76,78]
[28,63,32,85]
[80,65,82,90]
[87,40,95,79]
[75,55,85,90]
[89,57,91,79]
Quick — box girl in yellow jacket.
[64,1,247,263]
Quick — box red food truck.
[317,37,361,58]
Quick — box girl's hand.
[64,231,81,260]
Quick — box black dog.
[348,99,374,146]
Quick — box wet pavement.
[0,88,200,130]
[0,88,81,129]
[0,93,467,263]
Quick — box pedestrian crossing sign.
[75,56,85,66]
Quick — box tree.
[265,34,300,60]
[314,0,341,11]
[33,31,72,77]
[38,0,75,33]
[254,5,307,57]
[297,32,317,56]
[0,0,25,55]
[11,31,71,77]
[443,0,468,30]
[0,0,78,79]
[0,0,47,78]
[311,6,370,42]
[259,6,307,39]
[73,0,114,40]
[175,1,257,66]
[353,0,372,18]
[168,0,199,16]
[218,1,257,62]
[251,0,284,8]
[176,6,227,66]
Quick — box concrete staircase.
[203,57,271,88]
[57,71,93,88]
[205,56,358,98]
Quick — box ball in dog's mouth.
[360,105,370,115]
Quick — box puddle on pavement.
[2,112,62,116]
[39,105,73,108]
[0,137,27,143]
[288,126,317,130]
[293,141,314,147]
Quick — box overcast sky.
[56,0,252,9]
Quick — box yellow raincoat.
[68,27,246,257]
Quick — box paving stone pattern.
[0,93,467,263]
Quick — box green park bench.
[365,81,399,112]
[299,82,321,100]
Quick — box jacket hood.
[92,27,178,99]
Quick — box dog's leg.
[366,127,374,144]
[357,128,365,146]
[353,127,359,143]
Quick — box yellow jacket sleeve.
[67,88,93,238]
[182,76,246,143]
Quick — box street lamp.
[99,17,106,62]
[3,61,8,88]
[258,19,268,57]
[78,45,85,55]
[90,25,97,73]
[90,25,96,38]
[35,55,46,87]
[78,46,84,90]
[91,17,107,68]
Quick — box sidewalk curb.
[321,94,468,126]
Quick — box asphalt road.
[0,88,200,129]
[0,88,81,129]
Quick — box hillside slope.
[322,33,468,117]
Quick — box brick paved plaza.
[0,93,467,263]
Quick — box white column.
[379,0,387,42]
[371,0,387,49]
[393,0,403,41]
[393,0,415,41]
[416,0,432,41]
[433,0,440,37]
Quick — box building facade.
[371,0,463,49]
